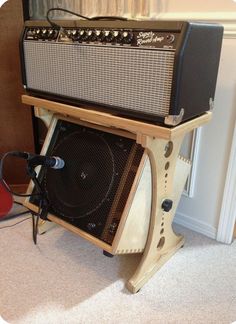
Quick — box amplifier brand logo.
[137,31,164,46]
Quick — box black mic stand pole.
[26,162,49,244]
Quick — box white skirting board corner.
[174,212,217,240]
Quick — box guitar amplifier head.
[20,20,223,125]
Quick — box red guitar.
[0,180,13,218]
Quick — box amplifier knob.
[79,29,85,36]
[26,29,33,35]
[36,28,41,36]
[95,30,101,37]
[83,30,91,41]
[66,29,72,37]
[122,31,133,44]
[113,30,120,39]
[35,28,43,39]
[41,28,48,39]
[26,28,36,39]
[78,29,86,41]
[70,29,78,40]
[48,29,55,39]
[113,30,123,43]
[87,30,96,41]
[113,30,119,38]
[95,30,104,41]
[104,30,114,42]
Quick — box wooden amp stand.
[22,94,212,293]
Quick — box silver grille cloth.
[24,42,175,117]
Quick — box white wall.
[29,0,236,19]
[176,37,236,238]
[153,0,236,13]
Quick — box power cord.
[46,7,128,29]
[46,8,91,29]
[13,201,24,206]
[91,16,128,20]
[0,216,31,230]
[0,210,29,221]
[1,201,32,221]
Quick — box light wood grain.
[22,95,212,140]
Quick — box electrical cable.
[1,199,34,221]
[26,165,49,245]
[0,151,42,197]
[0,206,42,242]
[31,200,43,245]
[0,151,50,244]
[0,210,30,222]
[0,207,41,244]
[0,210,29,221]
[0,215,31,229]
[14,201,23,206]
[46,7,91,29]
[91,16,128,21]
[46,7,128,30]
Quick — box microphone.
[10,151,65,169]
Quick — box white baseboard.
[174,212,217,240]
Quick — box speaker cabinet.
[25,115,190,255]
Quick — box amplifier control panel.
[24,27,178,49]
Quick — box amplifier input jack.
[166,34,175,44]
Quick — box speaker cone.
[45,129,115,218]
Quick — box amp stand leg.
[127,134,186,293]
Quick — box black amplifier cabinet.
[20,20,223,125]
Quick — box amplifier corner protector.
[209,98,214,111]
[164,108,184,126]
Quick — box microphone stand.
[26,162,49,244]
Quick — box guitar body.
[0,181,13,218]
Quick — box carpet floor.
[0,205,235,324]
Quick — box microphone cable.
[0,151,50,244]
[0,151,41,197]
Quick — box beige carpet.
[0,207,235,324]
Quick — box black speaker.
[27,116,152,252]
[25,115,192,255]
